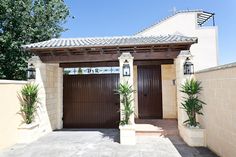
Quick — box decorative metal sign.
[64,67,120,75]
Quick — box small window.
[64,67,120,75]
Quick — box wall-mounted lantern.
[122,60,130,77]
[183,57,194,75]
[26,63,36,80]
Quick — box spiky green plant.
[115,82,135,125]
[19,83,39,124]
[181,78,206,127]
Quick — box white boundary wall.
[0,80,27,149]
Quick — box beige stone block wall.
[0,81,27,149]
[195,65,236,157]
[44,64,63,130]
[161,64,177,119]
[32,61,63,139]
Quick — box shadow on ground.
[0,129,219,157]
[167,135,219,157]
[55,128,120,143]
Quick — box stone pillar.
[28,56,52,137]
[28,56,63,136]
[118,52,136,145]
[175,51,206,147]
[175,50,192,126]
[57,67,63,129]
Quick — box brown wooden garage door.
[63,74,120,128]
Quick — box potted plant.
[181,78,205,128]
[180,78,206,146]
[115,82,135,125]
[115,81,136,145]
[18,83,40,143]
[19,83,39,124]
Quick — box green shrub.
[19,83,39,124]
[181,78,206,127]
[115,82,135,125]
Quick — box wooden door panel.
[138,65,162,119]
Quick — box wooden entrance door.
[63,74,120,128]
[138,65,162,119]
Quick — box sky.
[62,0,236,65]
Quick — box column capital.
[118,52,134,60]
[28,56,42,68]
[178,50,193,59]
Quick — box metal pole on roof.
[212,14,215,26]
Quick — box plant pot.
[119,124,136,145]
[179,124,206,147]
[18,122,39,144]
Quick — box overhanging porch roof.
[22,35,197,63]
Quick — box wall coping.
[0,80,28,84]
[196,62,236,74]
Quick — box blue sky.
[62,0,236,65]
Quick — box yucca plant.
[115,82,135,125]
[181,78,205,127]
[19,83,39,124]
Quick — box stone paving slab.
[0,129,217,157]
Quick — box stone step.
[134,119,179,136]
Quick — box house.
[21,10,218,145]
[136,10,218,71]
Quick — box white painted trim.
[0,80,28,84]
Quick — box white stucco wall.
[0,81,27,149]
[137,12,219,71]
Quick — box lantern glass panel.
[27,67,36,79]
[183,58,194,75]
[123,63,130,76]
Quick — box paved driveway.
[0,129,217,157]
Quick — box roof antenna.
[169,7,177,15]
